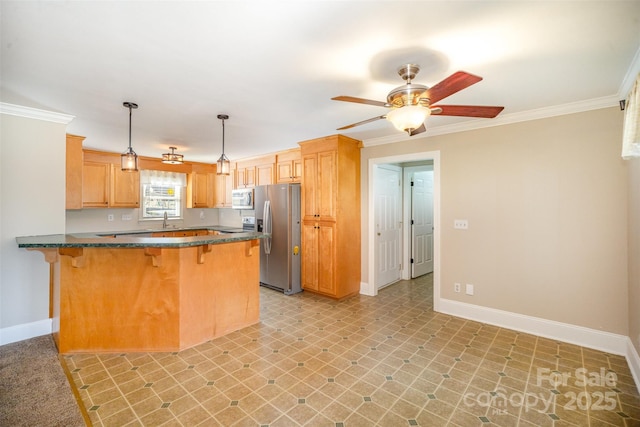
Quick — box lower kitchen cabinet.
[301,221,336,295]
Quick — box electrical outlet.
[200,210,205,219]
[454,219,468,229]
[121,214,132,221]
[466,284,474,295]
[107,214,114,222]
[454,283,461,293]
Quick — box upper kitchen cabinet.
[66,134,85,209]
[235,154,275,188]
[82,160,110,207]
[299,135,362,299]
[187,164,216,208]
[256,162,275,186]
[110,165,140,207]
[236,164,255,188]
[276,148,302,183]
[82,150,140,208]
[214,168,234,208]
[301,150,336,222]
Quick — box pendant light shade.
[121,102,139,172]
[162,146,184,164]
[216,114,231,176]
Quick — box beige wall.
[1,114,67,329]
[628,157,640,355]
[361,107,629,335]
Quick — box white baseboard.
[438,298,628,354]
[359,281,376,296]
[0,319,52,346]
[438,298,639,390]
[627,337,640,392]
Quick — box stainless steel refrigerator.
[254,183,302,295]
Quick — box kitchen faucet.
[163,211,168,229]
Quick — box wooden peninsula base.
[38,239,260,353]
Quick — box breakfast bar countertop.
[15,226,265,249]
[17,225,265,353]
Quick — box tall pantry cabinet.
[299,135,361,299]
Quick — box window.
[139,170,186,220]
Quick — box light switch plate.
[454,219,468,229]
[466,284,474,295]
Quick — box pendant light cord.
[221,117,225,155]
[128,105,132,151]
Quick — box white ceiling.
[2,1,639,163]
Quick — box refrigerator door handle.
[263,200,272,254]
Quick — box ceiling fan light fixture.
[121,102,139,172]
[162,146,184,164]
[216,114,230,176]
[387,105,431,135]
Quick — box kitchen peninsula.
[16,228,264,353]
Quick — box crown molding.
[0,102,75,124]
[619,45,640,99]
[363,95,620,147]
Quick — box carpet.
[0,334,87,426]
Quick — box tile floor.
[63,275,640,426]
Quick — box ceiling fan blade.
[409,123,426,136]
[332,96,389,108]
[431,105,504,118]
[425,71,483,104]
[336,115,386,130]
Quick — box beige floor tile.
[61,275,638,426]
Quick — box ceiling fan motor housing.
[387,83,430,108]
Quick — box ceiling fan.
[332,64,504,136]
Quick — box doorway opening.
[367,151,441,311]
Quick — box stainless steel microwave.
[231,188,254,209]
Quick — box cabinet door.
[301,222,318,291]
[110,166,140,208]
[236,166,256,188]
[292,159,302,182]
[214,173,234,208]
[276,161,293,183]
[302,154,317,221]
[236,168,246,188]
[256,163,274,186]
[66,134,85,209]
[276,160,302,183]
[317,151,337,220]
[245,167,256,187]
[192,172,212,208]
[317,222,336,295]
[82,161,110,207]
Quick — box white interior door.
[374,165,402,288]
[411,169,434,277]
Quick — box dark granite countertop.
[16,226,264,249]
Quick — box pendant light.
[121,102,139,172]
[216,114,231,175]
[162,146,184,164]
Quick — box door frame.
[366,150,441,312]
